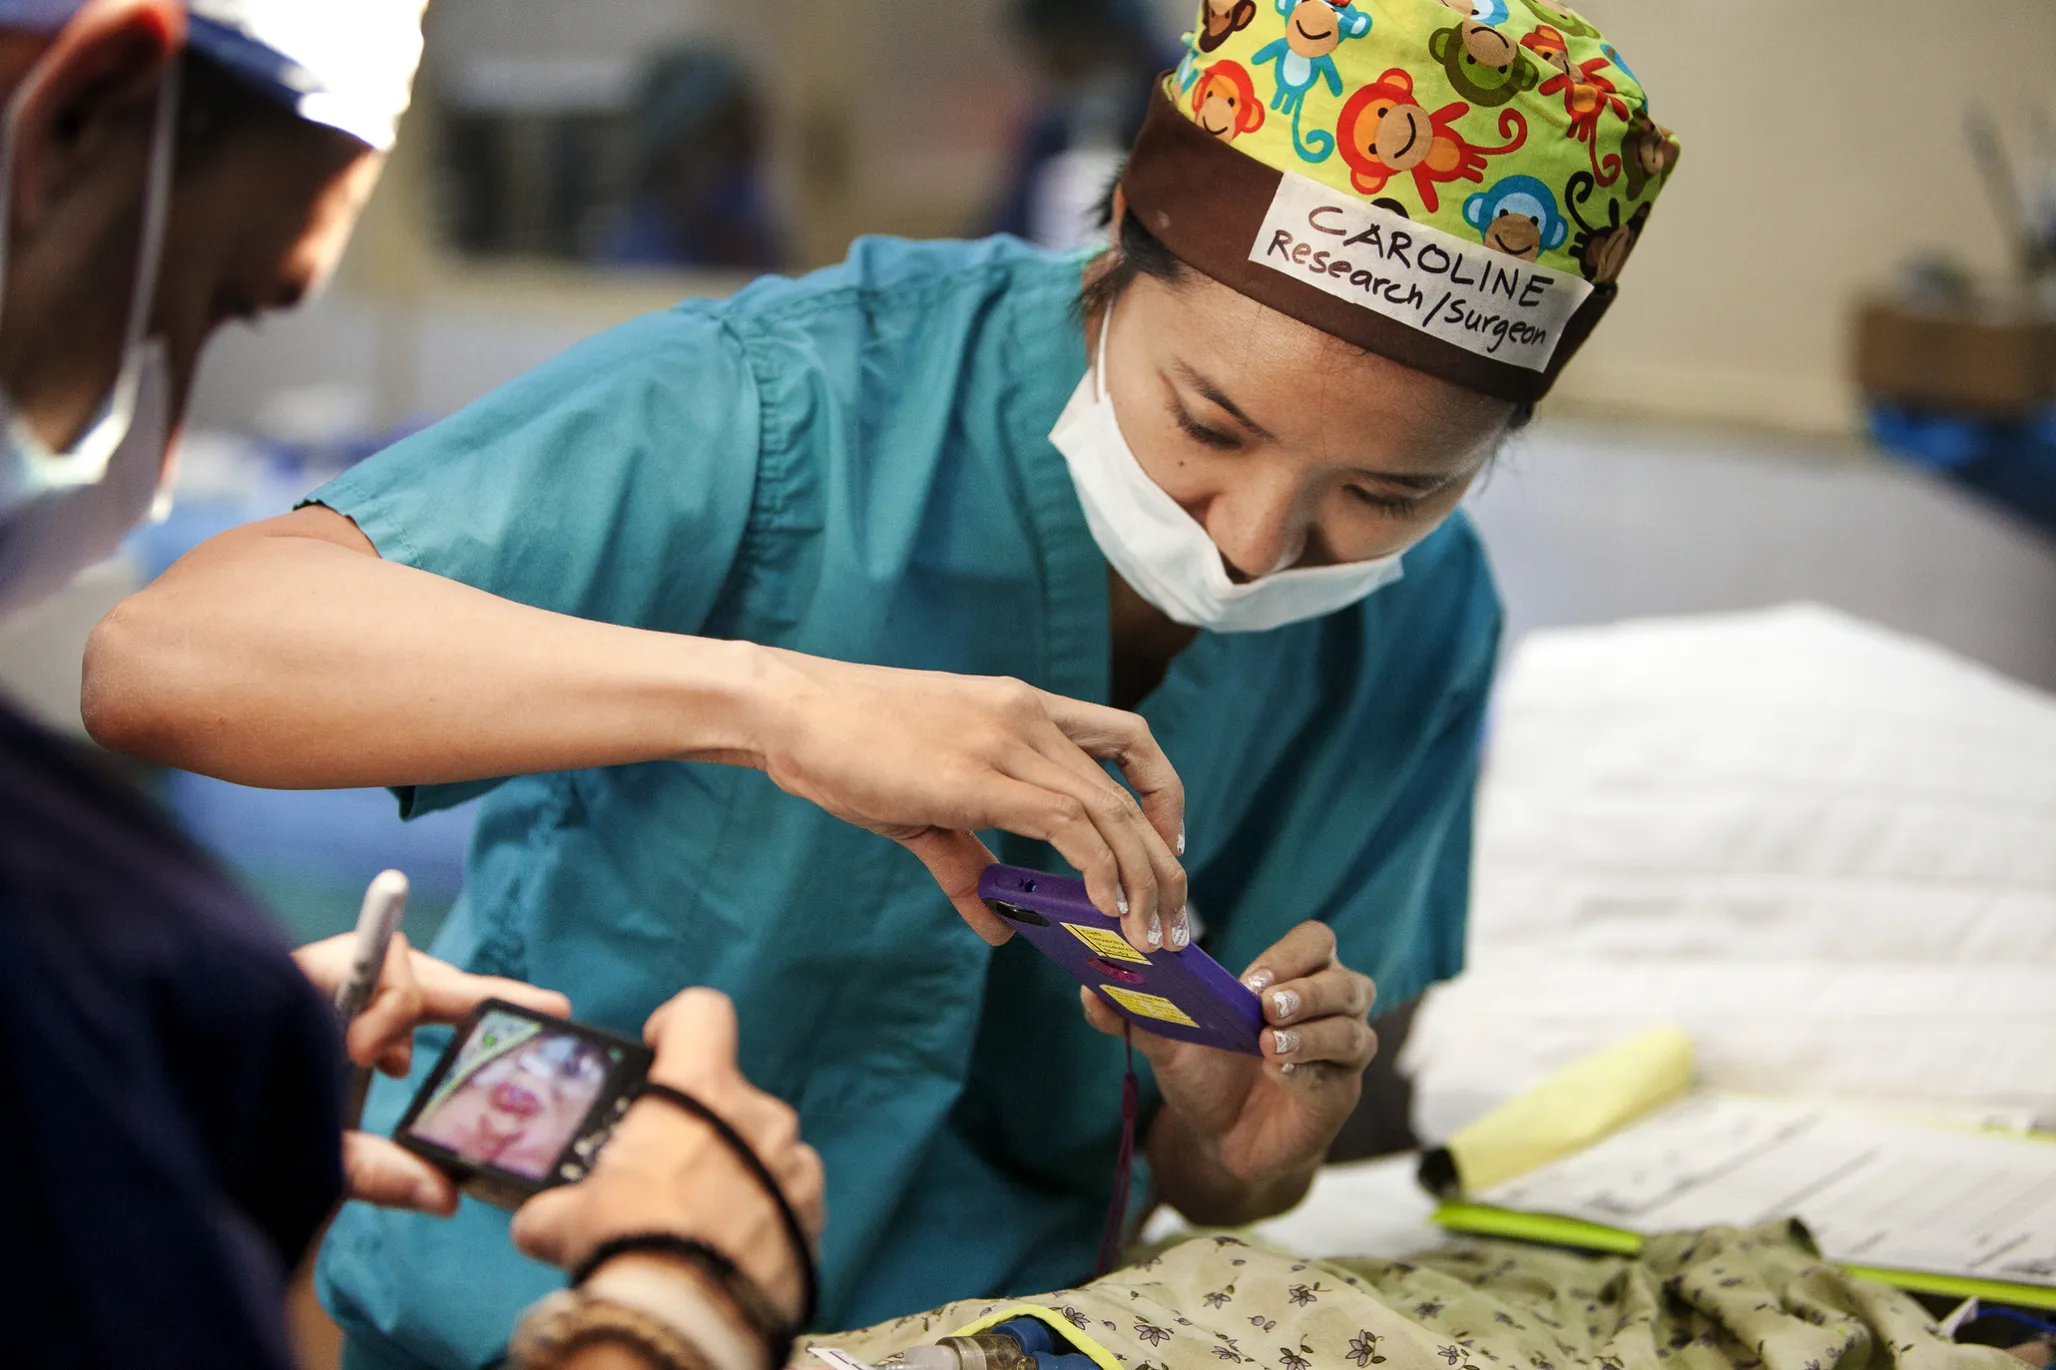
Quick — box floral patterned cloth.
[807,1223,2019,1370]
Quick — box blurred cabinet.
[415,0,1036,273]
[1855,295,2056,416]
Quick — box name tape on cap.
[1250,172,1592,373]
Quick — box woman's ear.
[8,0,184,231]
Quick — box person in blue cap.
[0,4,826,1369]
[594,48,785,272]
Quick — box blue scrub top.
[312,236,1501,1369]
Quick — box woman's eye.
[1347,486,1424,515]
[1171,406,1241,450]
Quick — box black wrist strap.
[631,1080,820,1332]
[571,1232,794,1370]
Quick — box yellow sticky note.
[1445,1025,1695,1194]
[1099,984,1200,1028]
[1067,922,1149,964]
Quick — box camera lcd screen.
[404,1008,624,1181]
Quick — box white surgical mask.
[1050,306,1405,634]
[0,58,179,619]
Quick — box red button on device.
[1086,957,1145,985]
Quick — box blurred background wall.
[179,0,2056,438]
[1547,0,2056,434]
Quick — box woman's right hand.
[750,649,1188,952]
[511,989,825,1328]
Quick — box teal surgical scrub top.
[311,237,1501,1370]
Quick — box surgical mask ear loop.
[0,52,180,480]
[1092,298,1114,404]
[0,55,40,332]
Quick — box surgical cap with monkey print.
[1123,0,1680,402]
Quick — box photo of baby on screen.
[408,1010,614,1180]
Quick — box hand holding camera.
[508,989,826,1358]
[292,927,572,1214]
[294,872,823,1368]
[506,989,825,1318]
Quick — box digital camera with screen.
[394,999,654,1208]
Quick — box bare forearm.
[82,510,771,788]
[1145,1106,1318,1228]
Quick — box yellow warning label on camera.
[1067,922,1150,964]
[1099,985,1200,1028]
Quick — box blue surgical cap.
[0,0,427,151]
[0,0,81,26]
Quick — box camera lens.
[985,899,1048,926]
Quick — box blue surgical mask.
[0,58,178,618]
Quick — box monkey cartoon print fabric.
[1135,0,1678,403]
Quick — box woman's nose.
[1195,481,1308,582]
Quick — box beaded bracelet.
[573,1232,796,1370]
[510,1288,714,1370]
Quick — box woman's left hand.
[1079,921,1377,1218]
[294,931,573,1214]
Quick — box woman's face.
[1096,261,1514,580]
[414,1042,606,1179]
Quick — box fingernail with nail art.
[1117,895,1129,917]
[1176,825,1187,857]
[1271,1028,1299,1056]
[1271,989,1300,1022]
[1147,913,1163,948]
[1169,915,1190,949]
[1243,969,1273,993]
[1279,1062,1297,1075]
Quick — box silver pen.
[334,869,410,1026]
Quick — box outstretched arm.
[85,506,767,790]
[84,506,1188,948]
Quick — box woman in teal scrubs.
[85,2,1678,1364]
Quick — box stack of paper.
[1442,1092,2056,1308]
